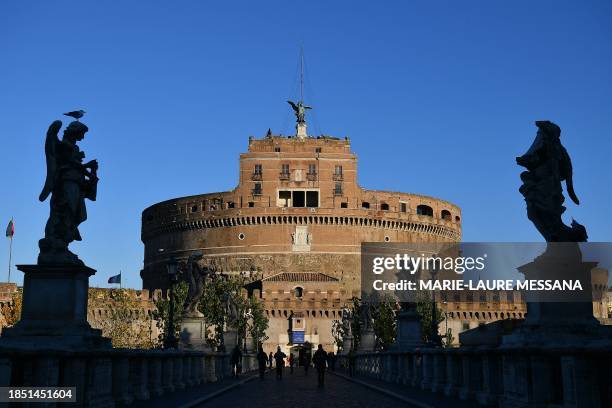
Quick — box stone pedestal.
[180,318,210,350]
[503,243,601,347]
[394,308,423,350]
[1,264,110,349]
[358,329,376,352]
[222,328,239,352]
[341,335,353,354]
[296,123,307,139]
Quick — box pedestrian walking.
[303,352,311,376]
[348,349,356,377]
[327,351,336,372]
[274,346,287,379]
[268,351,274,370]
[313,344,327,387]
[231,345,242,377]
[257,346,268,380]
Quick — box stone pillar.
[411,352,422,387]
[173,354,185,390]
[184,355,195,387]
[1,264,110,349]
[147,355,164,397]
[431,351,447,393]
[84,357,114,408]
[112,356,133,405]
[130,355,150,401]
[459,352,482,400]
[477,351,502,405]
[162,356,175,393]
[561,354,601,408]
[444,352,461,397]
[205,354,217,383]
[420,352,434,390]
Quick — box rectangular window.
[400,203,407,213]
[253,183,262,195]
[335,165,343,175]
[334,182,343,195]
[254,164,262,174]
[281,164,290,174]
[308,164,316,174]
[278,190,291,207]
[274,147,281,152]
[306,191,319,207]
[292,191,305,207]
[340,202,348,208]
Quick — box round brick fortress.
[141,133,462,297]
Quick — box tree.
[415,291,444,343]
[151,281,189,347]
[331,319,345,350]
[89,288,156,349]
[247,296,269,350]
[372,295,398,350]
[0,288,22,328]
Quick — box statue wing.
[287,100,298,112]
[39,120,62,202]
[560,146,580,205]
[304,105,312,110]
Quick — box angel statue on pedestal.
[38,118,98,265]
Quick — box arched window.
[362,201,370,209]
[381,203,389,211]
[441,210,451,220]
[455,215,461,222]
[416,205,433,217]
[294,287,303,298]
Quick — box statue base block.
[223,328,239,352]
[0,264,110,350]
[180,317,211,351]
[341,335,354,354]
[358,329,376,352]
[393,309,423,350]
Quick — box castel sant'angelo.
[140,97,465,353]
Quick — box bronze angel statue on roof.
[287,100,311,124]
[38,117,98,265]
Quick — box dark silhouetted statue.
[182,253,216,318]
[39,118,98,265]
[516,121,587,242]
[287,100,311,124]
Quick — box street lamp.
[163,256,179,349]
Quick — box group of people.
[256,345,337,387]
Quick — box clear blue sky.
[1,1,611,289]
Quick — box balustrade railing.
[0,348,235,407]
[336,345,611,407]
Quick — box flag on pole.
[5,219,14,238]
[108,272,121,284]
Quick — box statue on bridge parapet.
[181,252,217,318]
[38,117,99,265]
[516,120,587,242]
